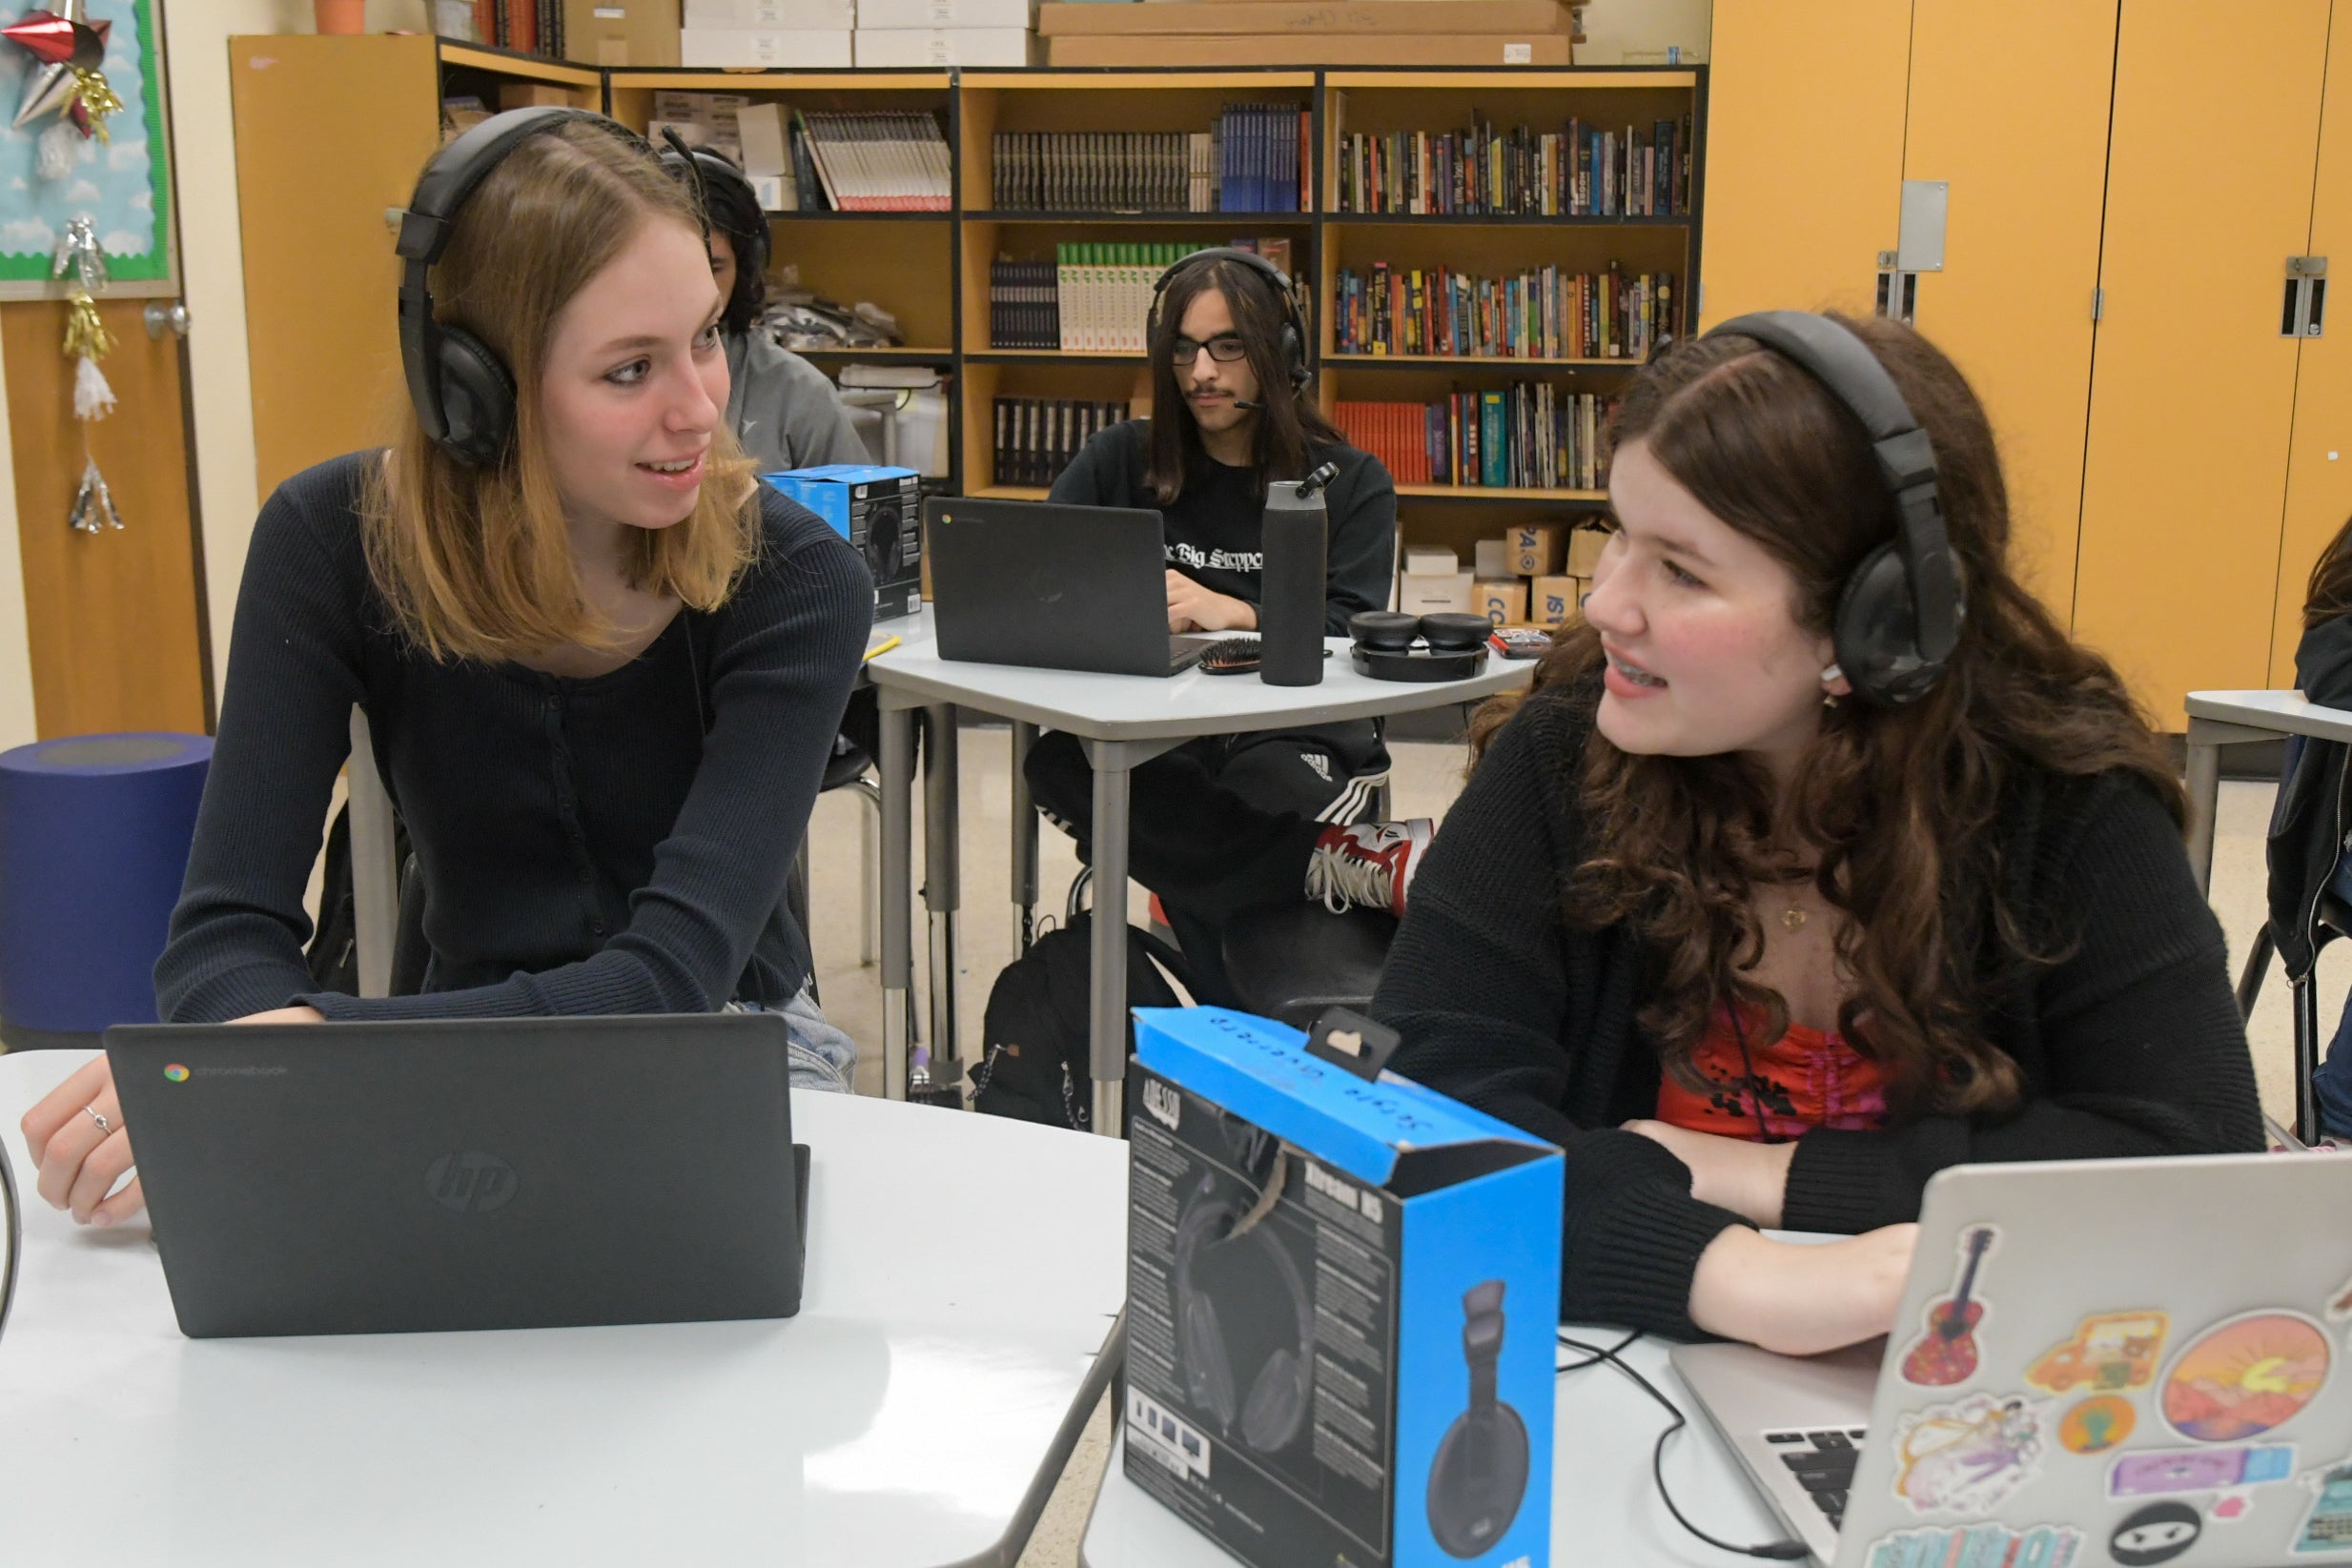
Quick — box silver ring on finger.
[83,1104,112,1136]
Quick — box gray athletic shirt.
[724,329,872,475]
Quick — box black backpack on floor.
[971,912,1194,1132]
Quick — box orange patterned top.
[1654,1006,1890,1141]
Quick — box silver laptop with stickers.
[1671,1152,2352,1567]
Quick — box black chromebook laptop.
[923,496,1212,677]
[106,1014,809,1339]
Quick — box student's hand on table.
[1166,570,1257,634]
[1624,1117,1798,1228]
[18,1006,324,1226]
[1689,1224,1921,1356]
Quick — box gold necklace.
[1781,904,1809,932]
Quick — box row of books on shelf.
[1333,263,1674,361]
[1338,117,1692,217]
[992,107,1309,215]
[469,0,562,55]
[988,239,1297,354]
[791,111,952,211]
[992,397,1133,488]
[1337,386,1617,492]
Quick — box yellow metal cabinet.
[2270,1,2352,685]
[2074,0,2333,724]
[1899,0,2117,623]
[1697,1,1911,330]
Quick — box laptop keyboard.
[1766,1427,1869,1529]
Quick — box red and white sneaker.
[1304,819,1433,916]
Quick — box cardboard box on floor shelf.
[853,25,1039,64]
[1125,1008,1563,1568]
[1506,522,1565,578]
[1529,574,1585,626]
[685,0,854,24]
[859,0,1033,26]
[562,0,683,65]
[682,26,855,62]
[1475,578,1526,626]
[1398,571,1474,617]
[1039,0,1569,32]
[1049,31,1568,64]
[498,81,577,111]
[1565,525,1608,578]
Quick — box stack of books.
[1035,0,1577,67]
[790,111,952,211]
[989,239,1297,353]
[1340,116,1692,216]
[992,397,1133,487]
[991,132,1215,213]
[1333,262,1673,360]
[1336,386,1617,491]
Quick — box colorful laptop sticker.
[1899,1226,1998,1387]
[2296,1456,2352,1555]
[2328,1270,2352,1325]
[2024,1311,2169,1395]
[2160,1311,2331,1444]
[1862,1521,2083,1568]
[2055,1395,2135,1456]
[2108,1442,2295,1497]
[1892,1393,2047,1516]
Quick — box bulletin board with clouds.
[0,0,173,296]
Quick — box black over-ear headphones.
[1170,1169,1316,1455]
[1150,246,1310,397]
[1348,610,1491,682]
[1426,1279,1529,1558]
[656,133,770,284]
[395,107,650,466]
[1699,311,1965,706]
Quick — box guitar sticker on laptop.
[1892,1393,2048,1516]
[1899,1226,1998,1387]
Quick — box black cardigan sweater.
[153,453,872,1023]
[1373,681,2264,1339]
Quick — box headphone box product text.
[762,465,923,621]
[1126,1008,1564,1568]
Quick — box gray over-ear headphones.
[395,107,652,466]
[1150,246,1310,396]
[1170,1167,1315,1455]
[1700,311,1966,706]
[1425,1279,1529,1558]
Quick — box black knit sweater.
[153,452,872,1023]
[1373,681,2264,1339]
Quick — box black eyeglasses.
[1170,336,1249,365]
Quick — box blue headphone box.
[760,464,922,621]
[1126,1007,1564,1568]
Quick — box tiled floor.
[797,723,2319,1567]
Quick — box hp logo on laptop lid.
[426,1151,519,1215]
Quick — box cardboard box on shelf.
[681,26,855,62]
[1476,578,1527,626]
[1473,538,1511,580]
[1047,31,1569,65]
[1529,574,1584,626]
[1565,525,1609,578]
[1506,521,1565,578]
[497,81,577,111]
[853,25,1039,64]
[1038,0,1569,31]
[1397,571,1475,617]
[562,0,684,65]
[1402,546,1459,577]
[859,0,1034,27]
[685,0,855,25]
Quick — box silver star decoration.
[12,1,109,133]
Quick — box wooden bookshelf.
[236,52,1706,566]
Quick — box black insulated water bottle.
[1258,461,1337,686]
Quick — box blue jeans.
[726,986,856,1095]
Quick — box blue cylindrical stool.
[0,733,212,1039]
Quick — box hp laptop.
[1672,1151,2352,1567]
[107,1014,810,1338]
[923,496,1212,677]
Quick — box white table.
[865,616,1534,1131]
[0,1049,1127,1567]
[2182,689,2352,898]
[1080,1333,1787,1566]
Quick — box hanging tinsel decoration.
[68,456,120,534]
[52,217,113,419]
[1,2,118,150]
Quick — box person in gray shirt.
[663,141,870,475]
